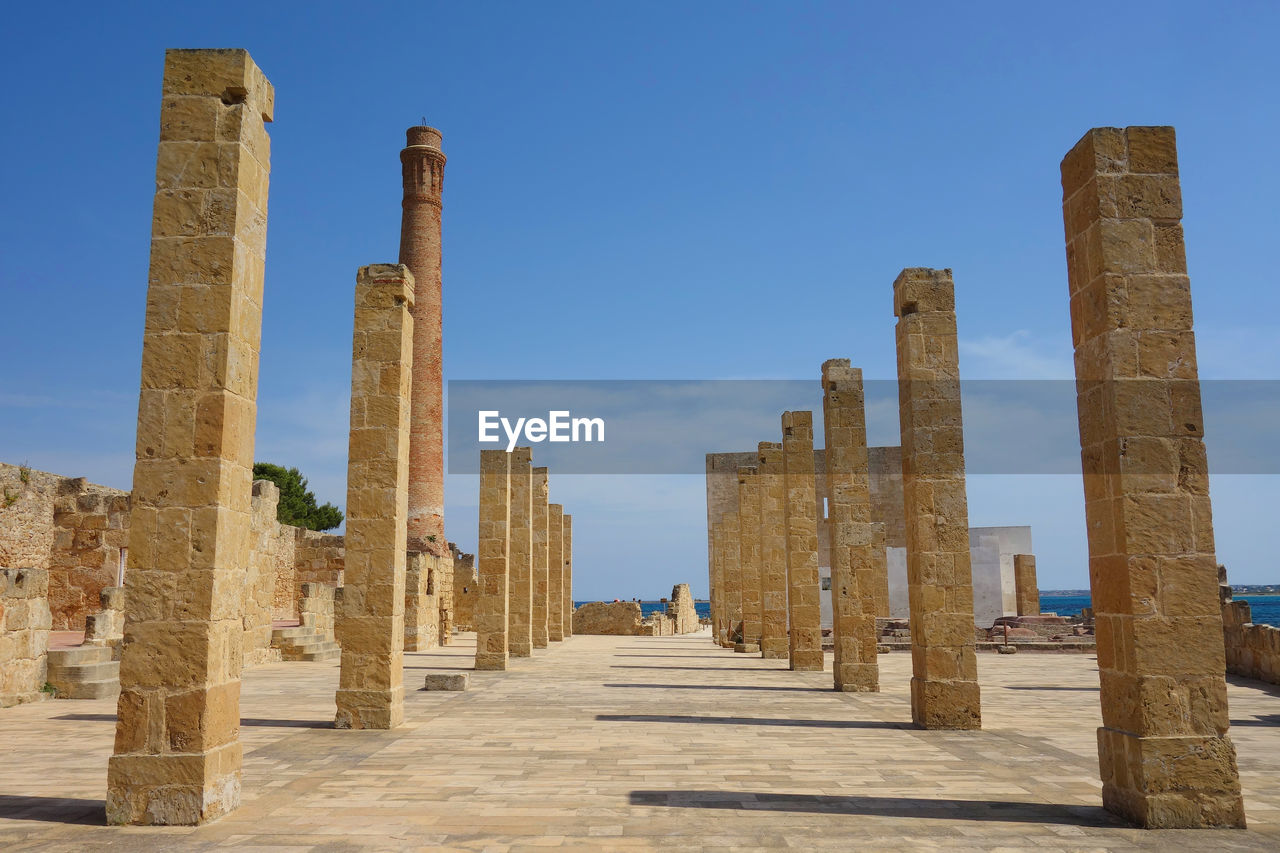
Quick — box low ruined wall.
[666,583,699,634]
[452,554,478,631]
[244,481,287,666]
[295,528,345,605]
[406,551,455,650]
[0,568,52,707]
[573,601,646,635]
[1223,598,1280,685]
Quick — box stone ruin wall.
[1221,570,1280,686]
[0,567,52,707]
[452,552,478,631]
[573,589,703,637]
[667,583,698,634]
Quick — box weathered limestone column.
[334,264,415,729]
[894,267,981,729]
[781,412,823,671]
[710,520,727,646]
[399,126,447,554]
[107,48,273,826]
[532,467,550,649]
[506,448,534,657]
[562,513,574,637]
[821,360,880,691]
[1013,555,1040,617]
[869,522,891,618]
[736,467,763,650]
[548,504,565,641]
[722,512,742,646]
[1062,126,1244,828]
[757,442,789,659]
[474,450,511,670]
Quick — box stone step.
[273,626,321,641]
[47,645,113,667]
[48,660,119,683]
[56,679,120,700]
[299,647,340,662]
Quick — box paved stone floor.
[1,630,1279,851]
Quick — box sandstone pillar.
[869,522,891,619]
[107,48,273,826]
[737,467,763,648]
[562,513,574,637]
[722,512,742,646]
[1062,126,1243,828]
[710,520,728,646]
[821,359,880,692]
[781,412,823,671]
[757,442,789,659]
[548,504,565,641]
[334,264,415,729]
[474,450,511,670]
[399,126,446,554]
[532,467,550,648]
[894,267,981,729]
[506,448,534,657]
[1013,554,1040,617]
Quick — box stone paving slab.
[0,630,1278,850]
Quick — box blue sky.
[2,1,1278,597]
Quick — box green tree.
[252,463,343,531]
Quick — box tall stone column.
[548,504,565,641]
[107,48,273,826]
[736,467,763,649]
[474,450,511,670]
[721,512,742,646]
[507,448,534,657]
[1062,126,1244,828]
[757,442,789,660]
[399,126,446,555]
[710,520,727,646]
[335,264,415,729]
[781,412,823,671]
[868,523,891,618]
[532,467,550,649]
[894,267,981,729]
[562,513,574,637]
[1013,555,1040,617]
[821,360,880,692]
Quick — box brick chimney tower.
[399,125,446,554]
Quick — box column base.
[733,643,760,654]
[106,743,242,825]
[474,654,508,671]
[509,642,532,657]
[334,687,405,730]
[1098,727,1246,828]
[533,637,549,649]
[834,663,880,692]
[760,639,789,659]
[910,676,981,729]
[549,631,565,642]
[790,650,824,671]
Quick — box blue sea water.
[1041,594,1280,628]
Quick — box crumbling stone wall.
[452,552,477,631]
[245,481,285,666]
[295,528,345,604]
[1220,571,1279,686]
[667,584,698,634]
[406,551,455,650]
[84,586,125,659]
[0,567,52,707]
[572,601,646,635]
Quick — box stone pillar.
[710,520,727,646]
[548,504,565,641]
[757,442,789,659]
[399,126,446,555]
[1062,126,1244,828]
[736,467,763,649]
[107,48,273,826]
[894,267,981,730]
[1013,554,1040,617]
[506,448,534,657]
[781,412,823,671]
[532,467,550,649]
[821,359,880,692]
[474,450,511,670]
[722,512,742,646]
[562,513,574,637]
[403,552,432,652]
[334,264,415,730]
[869,522,891,619]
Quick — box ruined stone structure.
[452,551,478,631]
[1013,554,1040,617]
[562,513,573,638]
[506,448,534,657]
[334,264,415,730]
[404,551,453,651]
[709,520,726,646]
[399,126,447,555]
[475,450,511,670]
[894,267,982,730]
[85,586,126,653]
[548,504,565,642]
[721,513,742,647]
[532,467,550,648]
[107,48,274,826]
[571,601,645,635]
[781,411,823,671]
[1221,582,1280,686]
[736,467,763,648]
[820,360,879,692]
[757,442,789,660]
[0,568,51,707]
[667,583,699,634]
[245,481,285,666]
[1062,126,1244,827]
